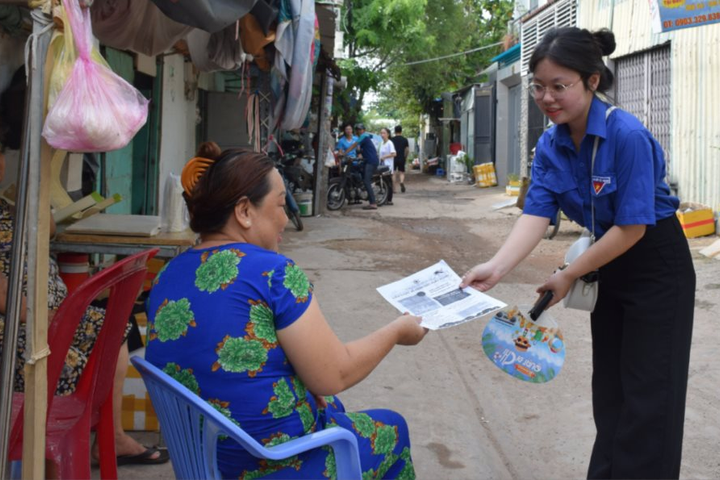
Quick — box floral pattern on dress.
[195,248,244,293]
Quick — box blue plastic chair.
[131,356,363,479]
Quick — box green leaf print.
[264,432,293,447]
[346,412,375,438]
[362,469,375,480]
[195,249,243,293]
[153,298,196,342]
[373,424,398,455]
[291,376,308,400]
[400,446,412,462]
[262,269,275,288]
[206,398,240,441]
[248,300,277,344]
[323,446,337,480]
[162,363,199,394]
[297,402,315,432]
[283,263,311,302]
[398,457,416,480]
[213,336,267,376]
[376,452,399,479]
[265,378,296,418]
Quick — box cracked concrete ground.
[113,171,720,479]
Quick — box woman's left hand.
[312,392,328,409]
[536,269,575,308]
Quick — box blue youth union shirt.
[523,97,679,239]
[356,133,379,165]
[336,135,357,158]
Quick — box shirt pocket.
[544,170,577,194]
[590,172,617,197]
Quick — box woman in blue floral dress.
[146,143,426,479]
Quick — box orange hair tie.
[181,157,215,196]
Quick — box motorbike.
[326,157,390,210]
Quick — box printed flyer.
[377,260,506,330]
[482,306,565,383]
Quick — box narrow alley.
[117,171,720,479]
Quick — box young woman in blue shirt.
[461,28,694,479]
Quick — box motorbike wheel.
[285,205,304,231]
[373,177,389,206]
[327,183,346,210]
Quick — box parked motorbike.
[326,158,390,210]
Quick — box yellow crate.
[676,203,715,238]
[122,351,160,431]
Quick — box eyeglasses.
[527,79,581,99]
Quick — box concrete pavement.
[114,171,720,479]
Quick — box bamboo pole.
[21,9,53,480]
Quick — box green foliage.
[338,0,514,131]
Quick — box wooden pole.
[314,70,333,216]
[21,9,53,479]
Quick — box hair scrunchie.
[181,157,215,196]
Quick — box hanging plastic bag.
[42,0,148,153]
[324,147,336,168]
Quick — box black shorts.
[393,158,405,172]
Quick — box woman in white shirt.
[379,127,396,205]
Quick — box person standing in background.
[335,123,357,159]
[391,126,409,193]
[379,127,396,206]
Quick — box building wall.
[579,0,720,210]
[158,55,199,216]
[495,62,522,186]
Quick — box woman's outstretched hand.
[459,262,502,292]
[392,313,427,346]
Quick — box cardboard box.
[676,202,716,238]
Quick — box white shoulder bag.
[563,106,617,312]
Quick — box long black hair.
[529,27,616,94]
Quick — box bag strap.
[589,105,618,241]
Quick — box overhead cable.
[401,41,504,66]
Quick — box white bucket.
[293,192,313,217]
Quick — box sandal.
[117,446,170,466]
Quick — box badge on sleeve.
[592,176,612,195]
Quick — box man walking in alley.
[391,125,409,193]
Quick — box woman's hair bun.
[196,141,222,160]
[593,29,616,56]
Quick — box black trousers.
[588,216,695,479]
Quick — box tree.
[337,0,514,132]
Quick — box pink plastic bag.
[42,0,148,152]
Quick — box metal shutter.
[616,44,672,164]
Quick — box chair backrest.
[47,248,159,412]
[131,356,363,480]
[9,248,158,448]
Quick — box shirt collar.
[550,96,610,150]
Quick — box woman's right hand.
[459,262,502,292]
[392,313,427,346]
